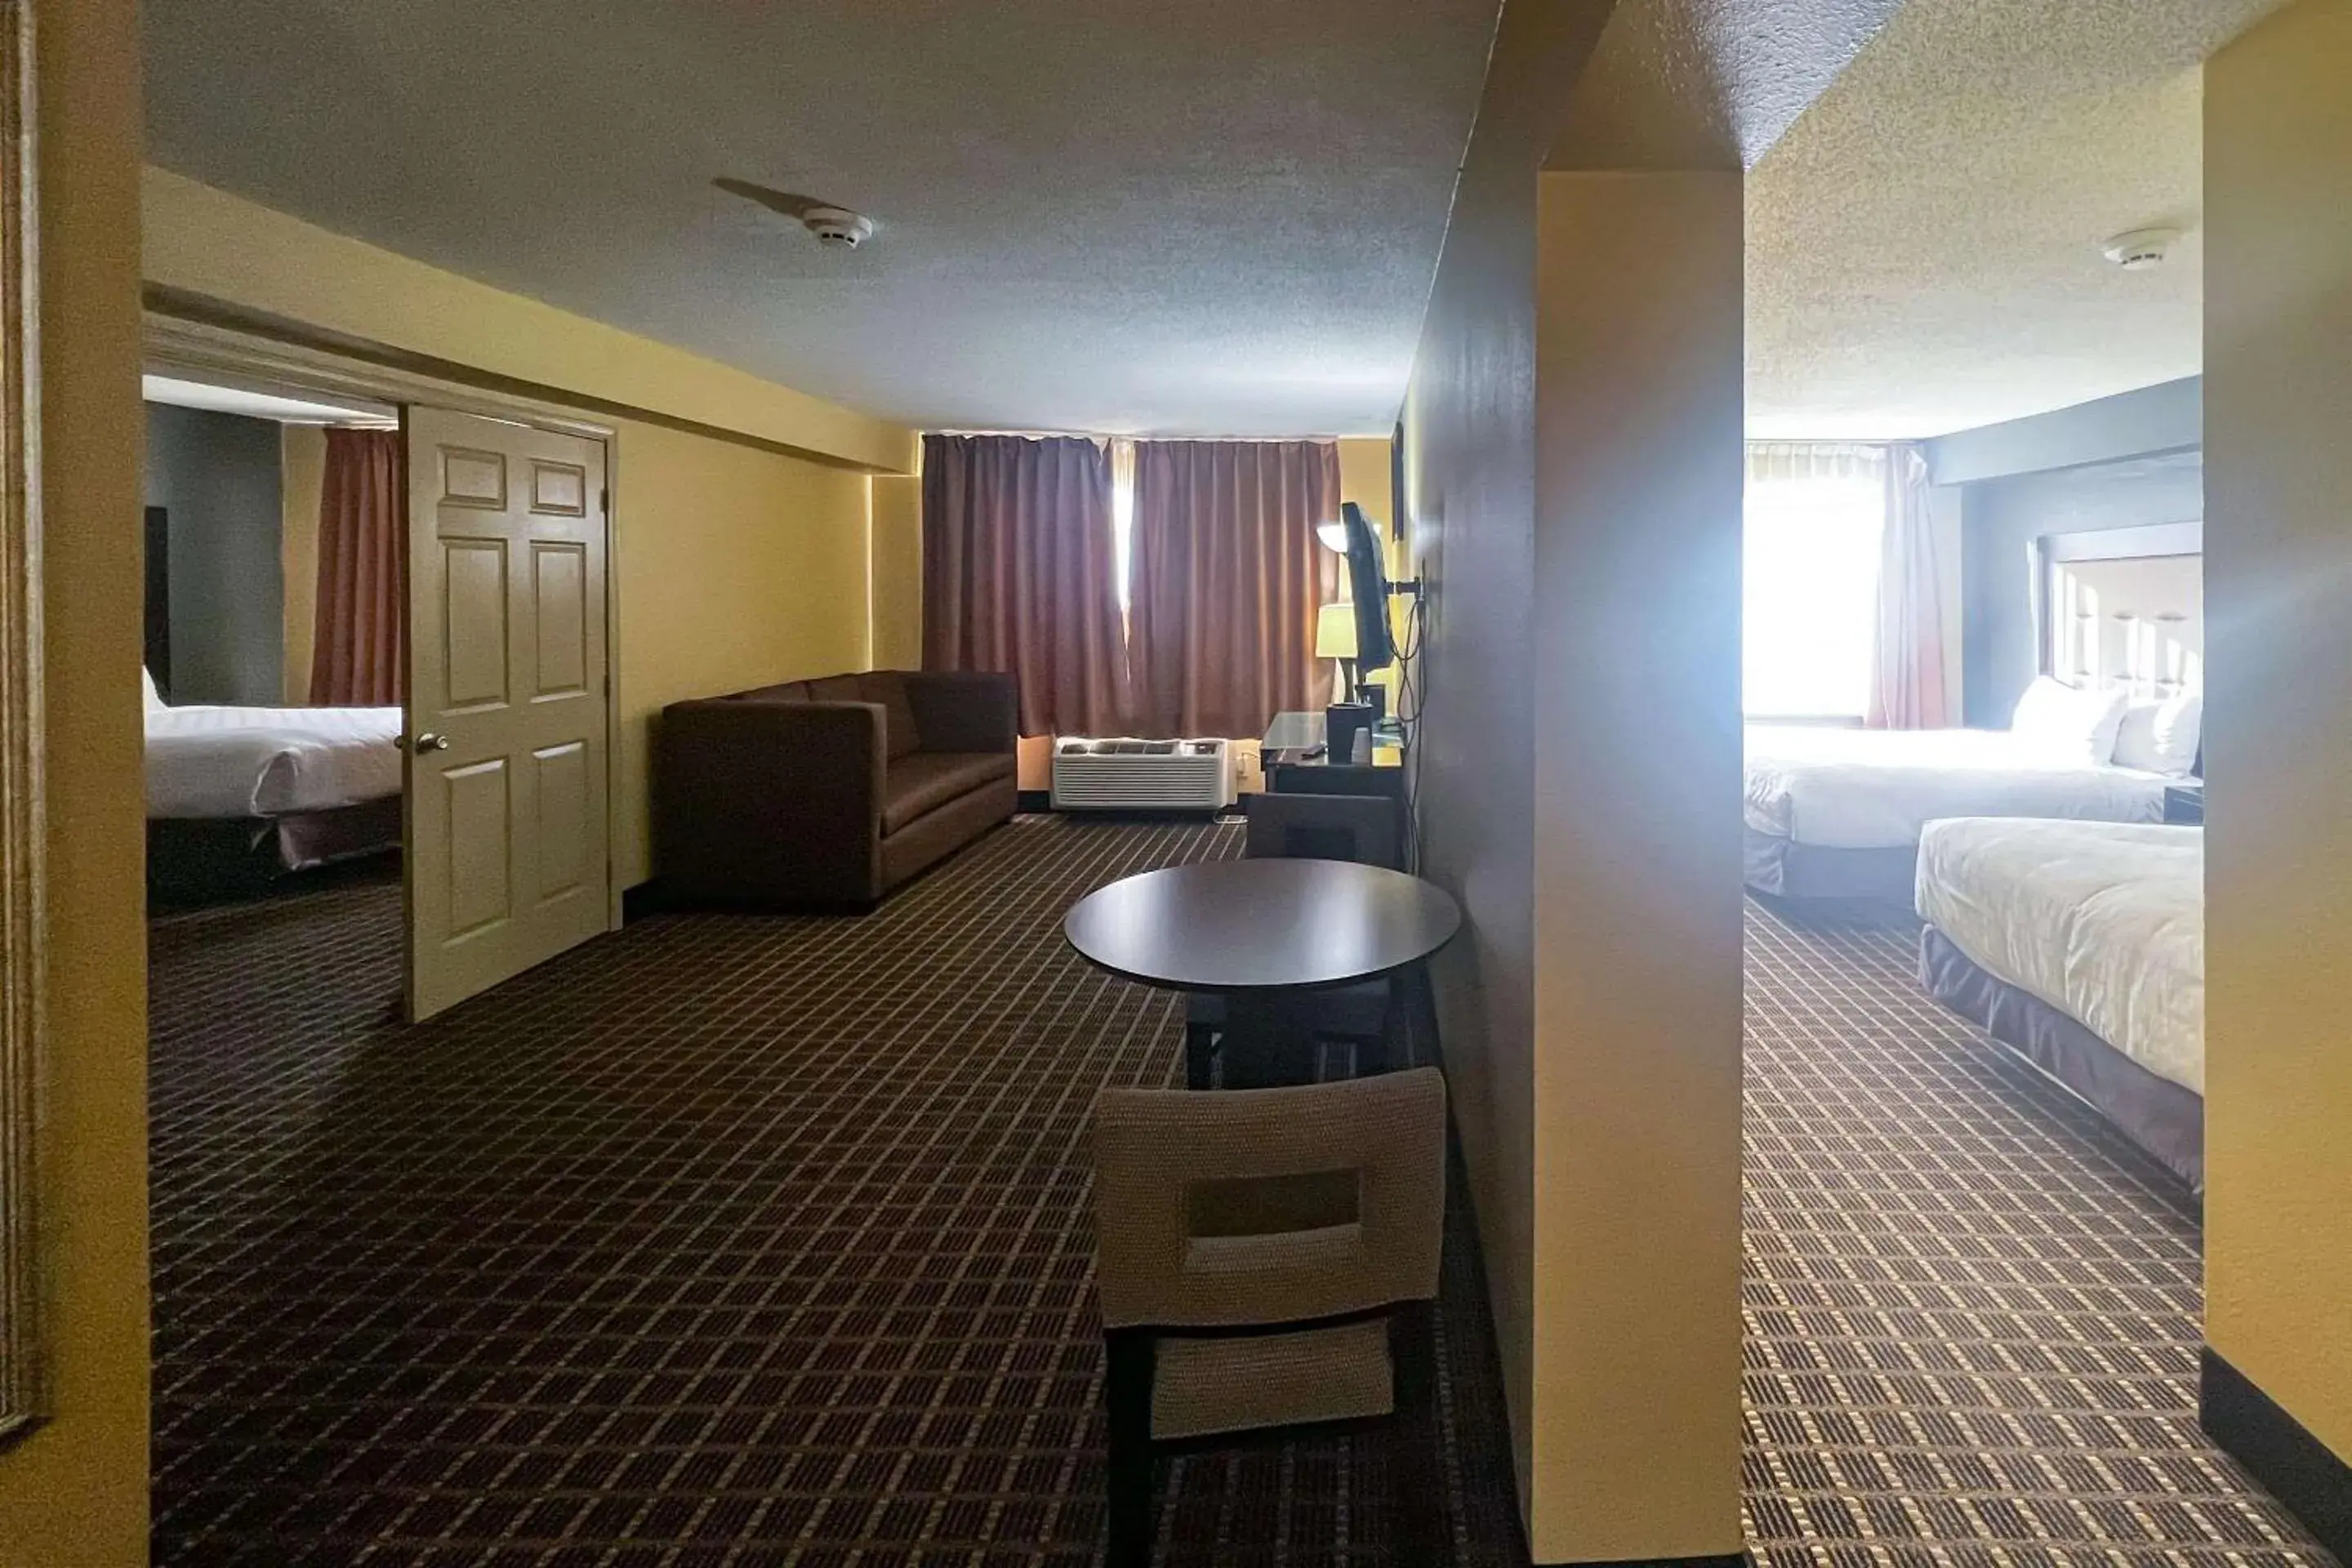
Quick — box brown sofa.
[656,670,1018,907]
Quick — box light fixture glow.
[1316,520,1349,554]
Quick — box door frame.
[140,314,629,931]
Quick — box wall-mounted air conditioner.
[1049,737,1235,813]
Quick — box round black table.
[1063,859,1462,1085]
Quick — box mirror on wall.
[0,0,44,1446]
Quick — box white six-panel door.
[404,407,611,1021]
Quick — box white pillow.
[2113,691,2203,776]
[2009,676,2130,766]
[141,666,165,715]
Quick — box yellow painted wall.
[870,474,924,670]
[140,180,893,892]
[1333,437,1402,710]
[0,0,152,1559]
[1401,5,1744,1556]
[1529,167,1745,1560]
[279,424,325,704]
[1336,436,1393,527]
[142,169,916,474]
[2202,0,2352,1465]
[612,421,875,888]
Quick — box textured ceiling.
[1548,0,1909,172]
[141,0,1502,438]
[1744,0,2289,439]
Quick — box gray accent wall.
[1928,377,2202,487]
[144,403,284,706]
[1960,449,2204,727]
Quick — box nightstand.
[2163,782,2204,825]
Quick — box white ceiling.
[141,0,1503,439]
[1549,0,1909,172]
[1744,0,2289,440]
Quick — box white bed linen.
[1915,817,2203,1095]
[146,704,403,819]
[1744,725,2169,849]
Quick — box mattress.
[1744,725,2170,849]
[146,704,404,819]
[1915,817,2203,1096]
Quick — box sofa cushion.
[860,671,924,761]
[806,674,866,704]
[883,751,1017,835]
[732,680,810,703]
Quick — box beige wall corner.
[1526,167,1746,1563]
[612,421,875,888]
[870,474,924,670]
[2202,0,2352,1468]
[1397,0,1616,1528]
[0,0,152,1560]
[279,424,326,704]
[141,167,918,475]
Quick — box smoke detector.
[802,207,875,249]
[2102,226,2182,271]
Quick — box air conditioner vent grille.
[1050,737,1235,813]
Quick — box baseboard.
[621,880,665,924]
[1538,1553,1747,1568]
[2202,1347,2352,1563]
[1018,789,1052,813]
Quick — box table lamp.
[1316,602,1358,702]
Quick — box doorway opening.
[139,335,623,1021]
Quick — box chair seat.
[1151,1318,1394,1441]
[1187,980,1390,1039]
[882,751,1015,834]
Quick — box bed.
[1744,722,2173,902]
[145,683,404,898]
[1914,816,2203,1192]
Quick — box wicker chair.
[1091,1068,1448,1566]
[1185,791,1410,1088]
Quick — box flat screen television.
[1339,501,1396,677]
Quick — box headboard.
[2032,520,2203,699]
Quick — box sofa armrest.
[904,670,1020,752]
[654,699,885,902]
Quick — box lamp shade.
[1315,602,1358,660]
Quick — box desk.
[1063,858,1460,1086]
[1259,710,1406,808]
[1260,709,1405,767]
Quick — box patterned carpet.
[1743,898,2328,1568]
[148,820,2334,1566]
[149,817,1523,1566]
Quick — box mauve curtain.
[309,427,407,706]
[921,433,1125,736]
[1865,443,1948,729]
[1129,439,1339,738]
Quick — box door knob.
[404,732,452,753]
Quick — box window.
[1110,437,1136,613]
[1743,471,1882,720]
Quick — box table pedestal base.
[1216,992,1323,1088]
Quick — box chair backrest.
[1091,1068,1446,1330]
[1243,791,1402,870]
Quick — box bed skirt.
[1918,924,2203,1195]
[1744,827,1918,903]
[149,797,402,904]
